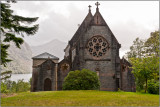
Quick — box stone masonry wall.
[74,25,120,91]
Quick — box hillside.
[1,91,159,106]
[1,41,32,74]
[1,39,67,74]
[31,39,67,61]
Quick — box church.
[31,2,136,92]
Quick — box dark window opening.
[44,78,52,91]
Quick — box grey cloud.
[24,3,88,46]
[10,1,159,56]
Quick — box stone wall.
[69,25,121,91]
[57,59,70,90]
[31,59,57,92]
[120,59,136,92]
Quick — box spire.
[88,5,92,13]
[95,1,100,12]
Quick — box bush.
[62,69,100,90]
[147,79,159,94]
[1,82,9,93]
[13,79,30,92]
[1,79,31,93]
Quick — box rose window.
[87,36,109,58]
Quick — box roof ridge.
[69,12,93,45]
[32,52,59,60]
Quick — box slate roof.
[32,52,59,60]
[69,10,93,46]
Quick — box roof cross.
[95,2,100,8]
[88,5,91,10]
[88,5,92,13]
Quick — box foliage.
[1,70,12,81]
[29,77,32,85]
[1,91,159,106]
[125,37,145,60]
[125,30,159,92]
[1,2,38,80]
[63,69,100,90]
[1,79,31,93]
[1,82,9,93]
[134,77,145,92]
[125,30,159,60]
[147,79,159,94]
[144,31,159,57]
[130,55,159,93]
[1,44,12,67]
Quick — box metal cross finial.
[88,5,92,10]
[88,5,92,13]
[95,2,100,8]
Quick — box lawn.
[1,90,159,106]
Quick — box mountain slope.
[31,39,67,61]
[2,39,67,74]
[2,41,32,74]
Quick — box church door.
[44,78,52,91]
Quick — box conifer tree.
[1,1,39,80]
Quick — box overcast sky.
[10,1,159,57]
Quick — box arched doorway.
[44,78,52,91]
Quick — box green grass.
[1,90,159,106]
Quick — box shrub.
[1,79,31,93]
[13,79,30,92]
[63,69,100,90]
[147,79,159,94]
[1,82,9,93]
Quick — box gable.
[89,9,120,45]
[69,12,93,47]
[90,10,107,26]
[39,59,56,70]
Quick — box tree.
[125,30,159,92]
[144,30,159,57]
[1,2,39,79]
[130,55,159,93]
[125,37,145,61]
[1,70,12,81]
[63,69,100,90]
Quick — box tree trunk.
[145,78,148,93]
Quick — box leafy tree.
[125,30,159,92]
[63,69,100,90]
[130,55,159,93]
[1,2,39,79]
[125,37,145,60]
[144,30,159,57]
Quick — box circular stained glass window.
[87,36,109,58]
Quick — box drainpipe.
[55,63,58,91]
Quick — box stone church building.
[31,2,136,92]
